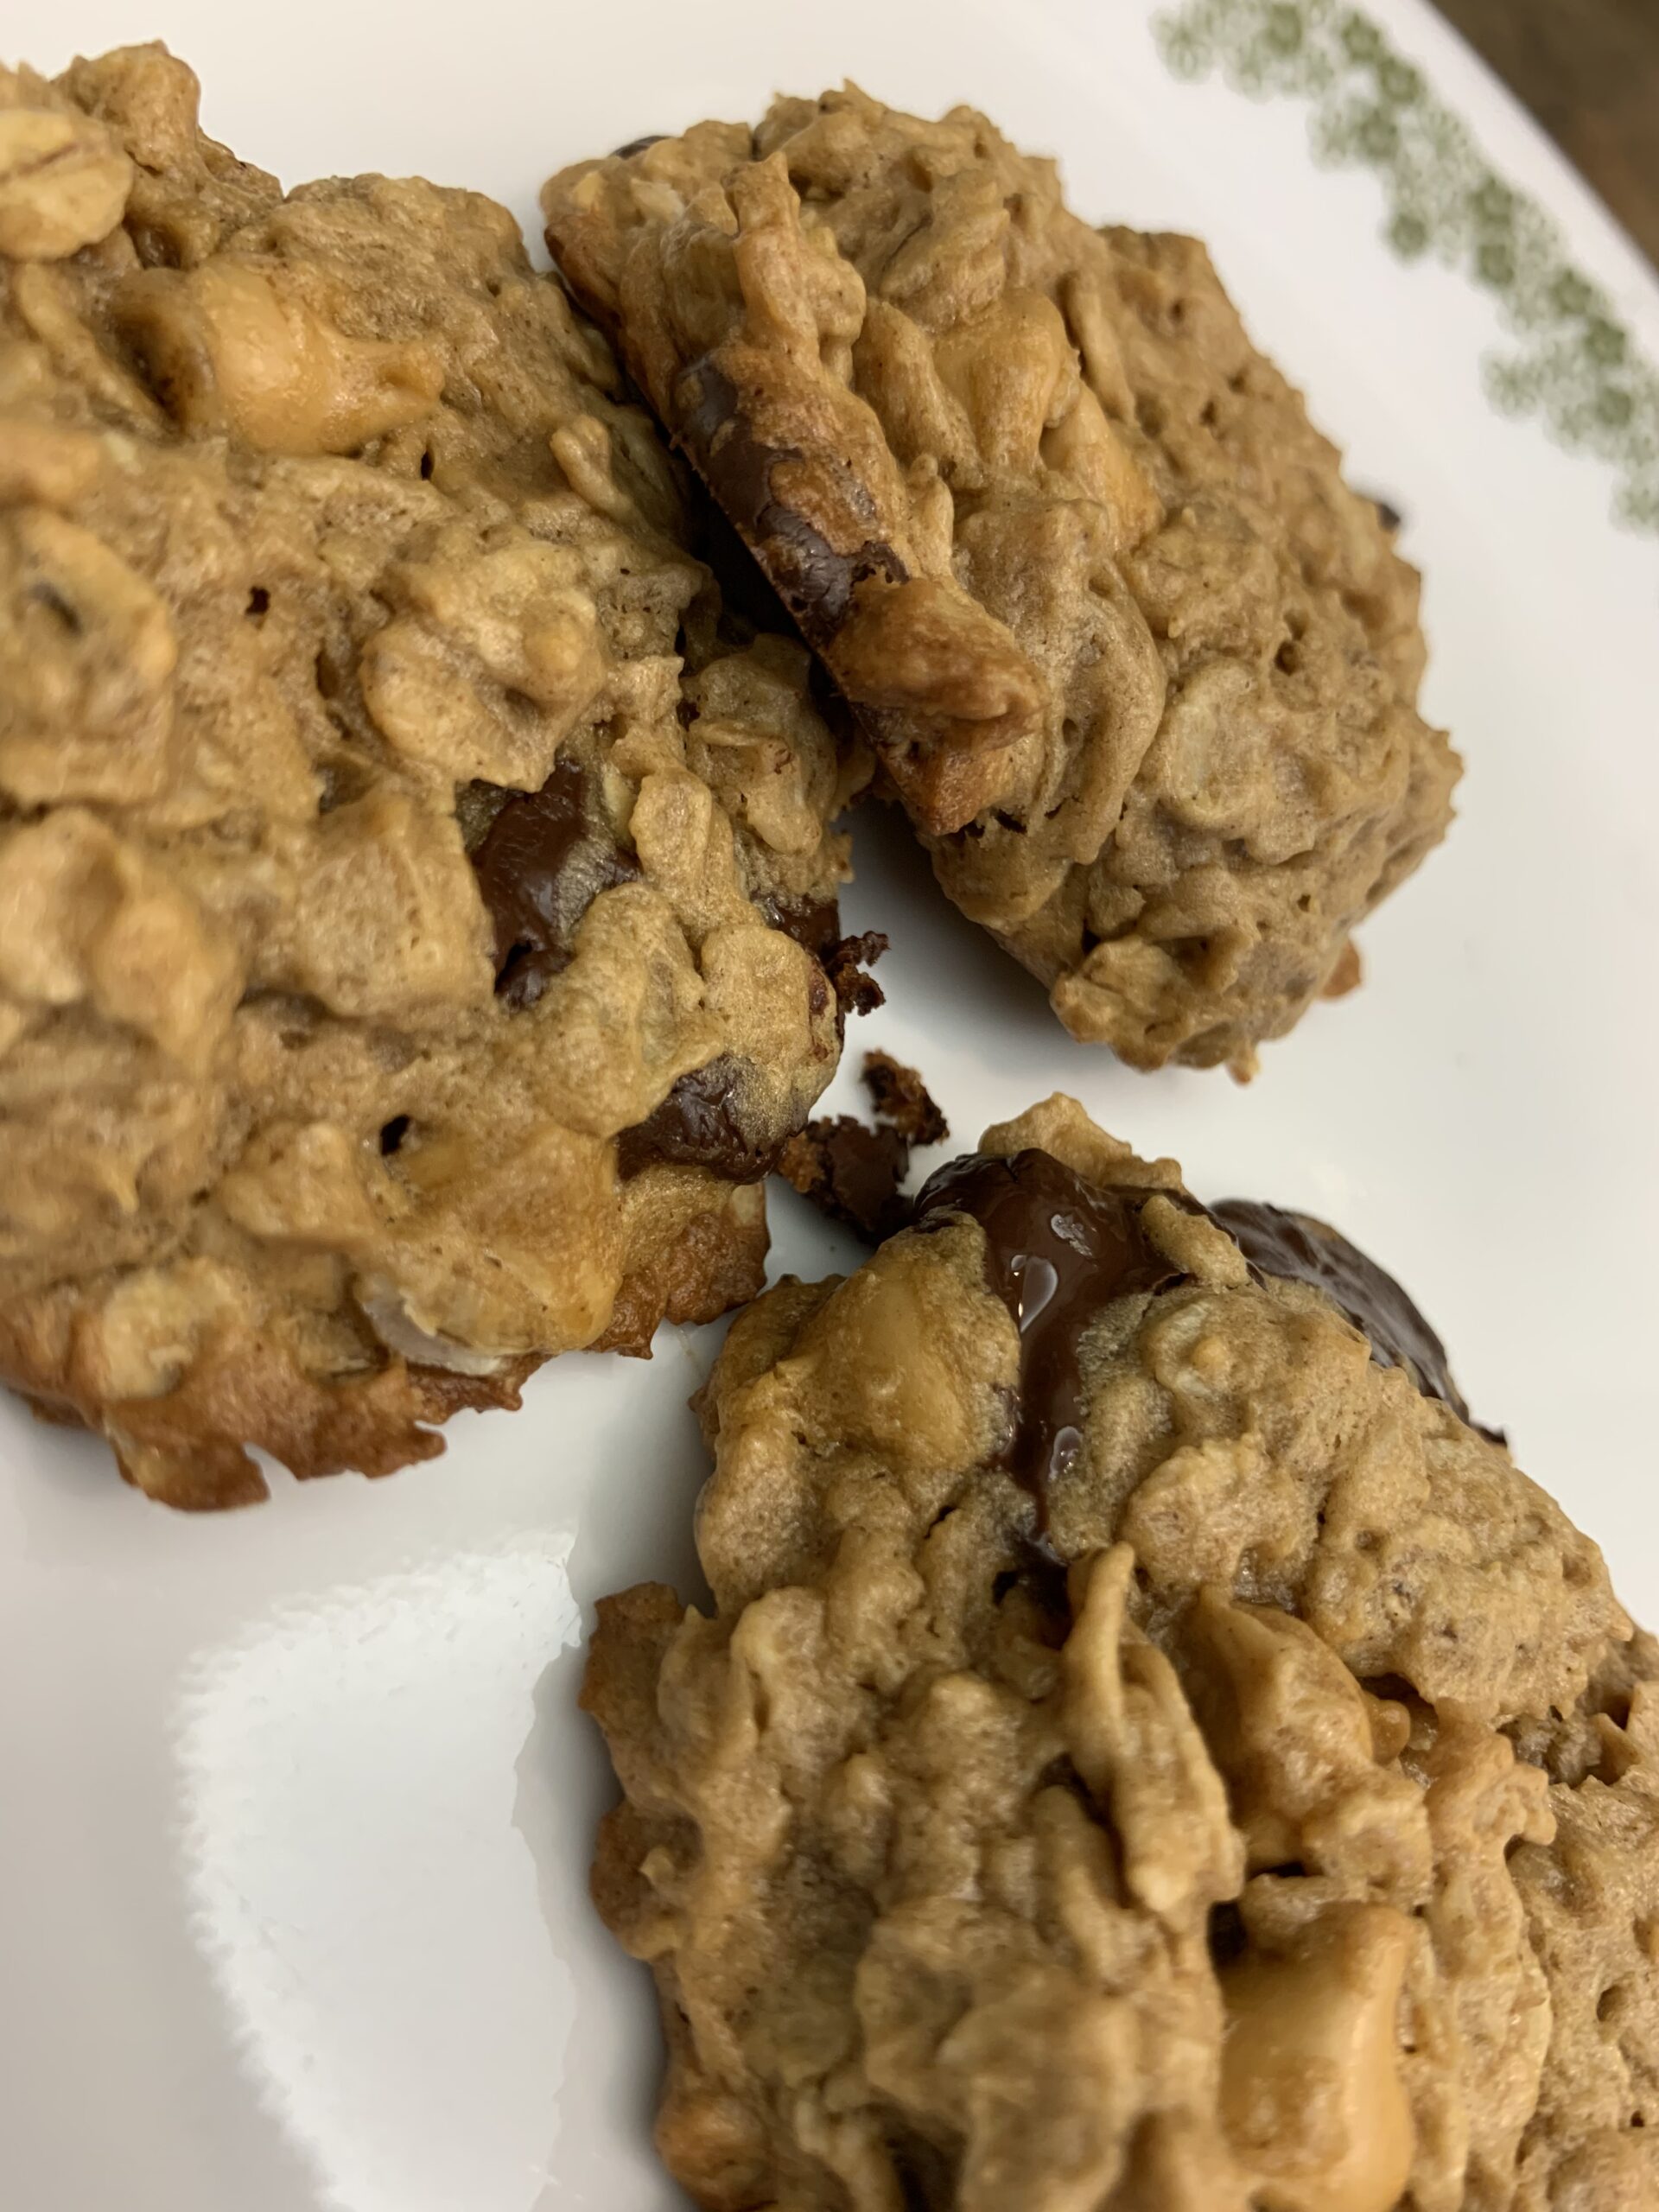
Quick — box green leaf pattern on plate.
[1155,0,1659,534]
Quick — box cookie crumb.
[862,1050,948,1145]
[779,1120,912,1241]
[1322,939,1363,1000]
[825,930,889,1018]
[779,1052,948,1240]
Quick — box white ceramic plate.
[3,2,1657,2204]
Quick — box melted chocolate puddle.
[1209,1198,1497,1438]
[912,1149,1497,1523]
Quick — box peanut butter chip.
[1220,1904,1416,2212]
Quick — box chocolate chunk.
[912,1149,1184,1520]
[468,755,639,1009]
[825,929,888,1018]
[757,890,843,964]
[612,134,666,159]
[1210,1198,1496,1436]
[691,475,804,643]
[862,1051,947,1147]
[677,359,907,643]
[779,1118,912,1241]
[616,1055,782,1183]
[1369,494,1405,532]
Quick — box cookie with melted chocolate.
[583,1094,1654,2211]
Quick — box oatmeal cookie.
[544,90,1459,1074]
[0,46,871,1507]
[584,1095,1656,2208]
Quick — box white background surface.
[3,1,1658,2204]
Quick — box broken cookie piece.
[0,45,869,1507]
[862,1046,949,1146]
[583,1093,1655,2209]
[544,90,1458,1075]
[778,1050,948,1240]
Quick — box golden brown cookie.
[544,89,1459,1074]
[583,1095,1656,2208]
[0,46,873,1507]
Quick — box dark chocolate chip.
[1209,1198,1493,1435]
[378,1115,410,1156]
[468,755,639,1010]
[690,474,803,641]
[912,1149,1185,1522]
[756,890,843,964]
[677,359,906,644]
[1363,492,1405,531]
[611,134,666,159]
[616,1054,782,1183]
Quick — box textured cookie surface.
[584,1095,1657,2209]
[0,46,865,1506]
[544,89,1459,1073]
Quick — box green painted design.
[1155,0,1659,535]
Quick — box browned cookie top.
[583,1094,1656,2209]
[0,46,870,1506]
[544,89,1459,1074]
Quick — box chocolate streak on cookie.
[469,756,639,1009]
[677,360,907,645]
[1210,1199,1497,1438]
[912,1149,1183,1523]
[611,134,666,158]
[616,1055,785,1184]
[912,1151,1499,1527]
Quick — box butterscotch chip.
[584,1094,1656,2207]
[544,91,1459,1075]
[0,44,872,1507]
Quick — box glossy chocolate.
[1210,1198,1481,1430]
[616,1055,781,1184]
[909,1150,1496,1520]
[469,756,638,1009]
[757,890,842,965]
[912,1149,1183,1516]
[677,360,906,643]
